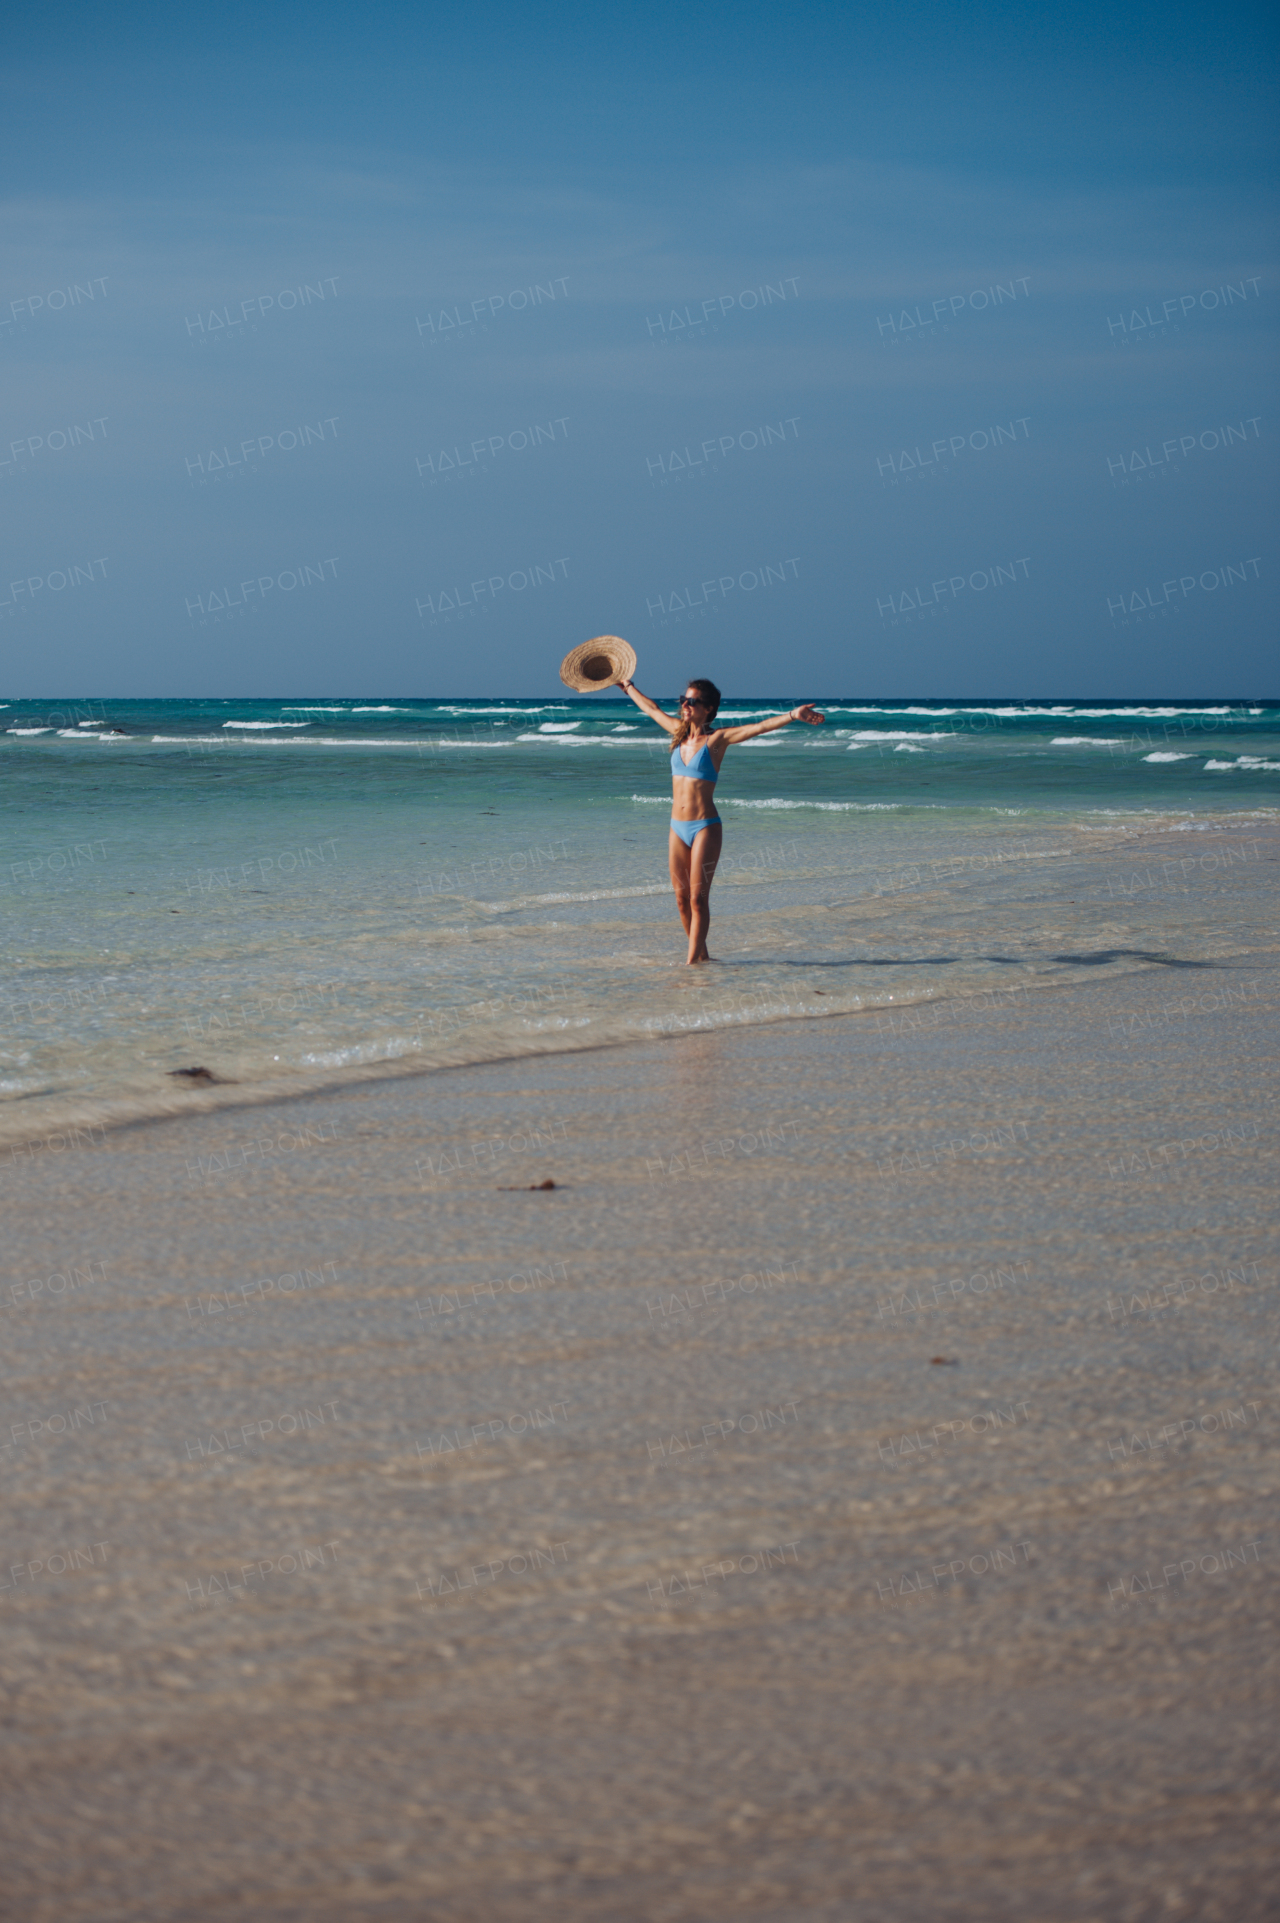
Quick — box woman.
[618,675,824,964]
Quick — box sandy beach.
[3,821,1277,1921]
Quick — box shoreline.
[0,951,1202,1161]
[5,804,1275,1157]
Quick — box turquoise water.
[3,697,1277,1147]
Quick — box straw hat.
[559,634,637,692]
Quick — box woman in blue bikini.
[618,675,825,964]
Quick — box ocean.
[3,695,1277,1150]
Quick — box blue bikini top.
[671,738,719,783]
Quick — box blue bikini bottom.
[670,817,721,849]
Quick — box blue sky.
[1,0,1275,696]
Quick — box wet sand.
[2,862,1278,1919]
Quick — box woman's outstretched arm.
[718,704,824,745]
[618,677,680,736]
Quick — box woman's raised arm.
[718,704,824,745]
[618,678,679,735]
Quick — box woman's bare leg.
[668,832,694,941]
[685,822,722,963]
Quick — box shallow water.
[2,696,1277,1146]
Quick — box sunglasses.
[680,696,705,707]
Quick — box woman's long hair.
[671,676,722,747]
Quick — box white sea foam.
[1051,737,1119,745]
[490,885,668,907]
[1144,752,1195,761]
[538,722,581,733]
[894,743,927,752]
[150,734,436,747]
[1205,756,1280,771]
[299,1036,427,1067]
[823,704,1244,719]
[967,705,1235,718]
[269,735,431,747]
[6,727,52,734]
[514,732,649,746]
[222,720,311,729]
[724,799,904,811]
